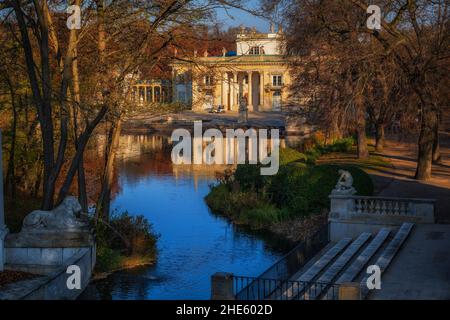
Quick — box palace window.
[272,75,282,86]
[205,75,213,86]
[249,46,261,55]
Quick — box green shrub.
[96,211,159,272]
[234,164,265,191]
[95,246,123,272]
[240,204,283,228]
[108,211,159,257]
[301,137,355,164]
[205,184,231,214]
[326,137,355,153]
[279,147,307,165]
[206,161,373,229]
[205,184,260,219]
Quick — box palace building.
[131,79,172,104]
[170,25,291,112]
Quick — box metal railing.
[233,275,340,300]
[251,223,329,281]
[231,223,331,300]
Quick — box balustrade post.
[328,188,356,242]
[211,272,235,300]
[338,283,361,300]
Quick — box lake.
[80,134,290,300]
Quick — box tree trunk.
[96,119,122,222]
[56,105,108,203]
[70,24,88,212]
[328,112,343,143]
[6,86,18,200]
[12,0,55,209]
[355,96,369,159]
[375,123,385,152]
[357,126,369,159]
[415,108,437,180]
[432,113,441,164]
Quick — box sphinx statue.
[22,196,88,232]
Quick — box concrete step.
[276,238,352,299]
[297,238,352,282]
[336,229,390,284]
[321,228,391,299]
[305,232,372,300]
[360,223,414,298]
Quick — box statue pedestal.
[331,187,356,196]
[237,109,248,124]
[3,196,95,275]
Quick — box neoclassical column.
[171,69,177,103]
[229,72,233,110]
[221,72,226,107]
[247,71,253,111]
[185,72,190,104]
[233,72,238,110]
[259,72,264,110]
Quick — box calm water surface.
[80,134,290,300]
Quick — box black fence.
[233,275,340,300]
[233,223,331,300]
[254,223,329,280]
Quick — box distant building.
[131,79,172,104]
[170,24,291,112]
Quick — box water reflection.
[80,134,290,300]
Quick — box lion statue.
[22,196,88,232]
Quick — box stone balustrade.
[350,196,434,218]
[329,193,435,241]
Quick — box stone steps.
[297,238,352,282]
[359,222,414,299]
[305,232,371,300]
[281,223,414,300]
[275,238,352,299]
[337,229,390,284]
[321,228,391,299]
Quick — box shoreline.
[92,258,156,281]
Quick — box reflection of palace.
[96,134,286,192]
[170,24,291,112]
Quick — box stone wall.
[0,246,95,300]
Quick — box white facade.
[236,33,283,56]
[171,24,290,111]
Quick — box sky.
[214,2,272,33]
